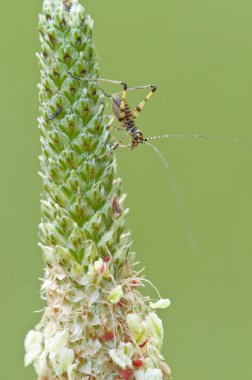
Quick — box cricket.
[66,71,252,153]
[63,71,252,252]
[47,72,252,248]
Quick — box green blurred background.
[1,0,252,378]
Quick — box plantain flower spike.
[24,0,171,378]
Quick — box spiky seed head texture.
[24,1,171,379]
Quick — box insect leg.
[106,125,125,132]
[68,72,119,84]
[118,82,128,123]
[112,130,130,150]
[132,85,157,119]
[68,71,129,107]
[68,72,127,91]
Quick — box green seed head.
[25,1,171,378]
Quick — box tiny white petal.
[109,349,127,369]
[24,330,43,352]
[54,265,67,280]
[107,285,123,304]
[146,313,164,348]
[109,343,133,369]
[78,359,92,374]
[24,330,43,367]
[109,350,132,369]
[150,299,171,309]
[39,244,57,265]
[126,314,147,344]
[24,344,42,366]
[67,363,77,380]
[48,330,69,353]
[76,274,89,286]
[59,348,74,375]
[94,258,106,273]
[89,313,102,326]
[89,289,100,305]
[145,368,163,380]
[70,316,85,342]
[147,343,165,368]
[50,348,74,376]
[119,342,134,358]
[67,288,85,303]
[134,369,145,380]
[135,368,163,380]
[159,361,171,378]
[49,352,59,375]
[34,351,47,375]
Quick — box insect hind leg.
[111,130,131,150]
[132,84,157,119]
[68,71,128,123]
[68,71,127,96]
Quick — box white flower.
[126,314,147,345]
[50,347,74,376]
[134,369,145,379]
[109,342,134,369]
[24,330,43,366]
[34,351,47,375]
[150,298,171,309]
[39,243,57,265]
[94,258,106,274]
[146,313,164,348]
[107,285,123,304]
[159,361,171,378]
[120,342,134,358]
[24,330,43,352]
[135,368,163,380]
[67,363,77,380]
[146,344,164,367]
[47,329,69,353]
[43,320,54,340]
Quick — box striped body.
[112,96,145,149]
[67,72,156,149]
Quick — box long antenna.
[144,141,197,253]
[68,72,156,97]
[146,133,252,146]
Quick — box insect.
[68,72,252,251]
[112,195,122,215]
[68,72,158,150]
[68,71,252,151]
[47,106,62,121]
